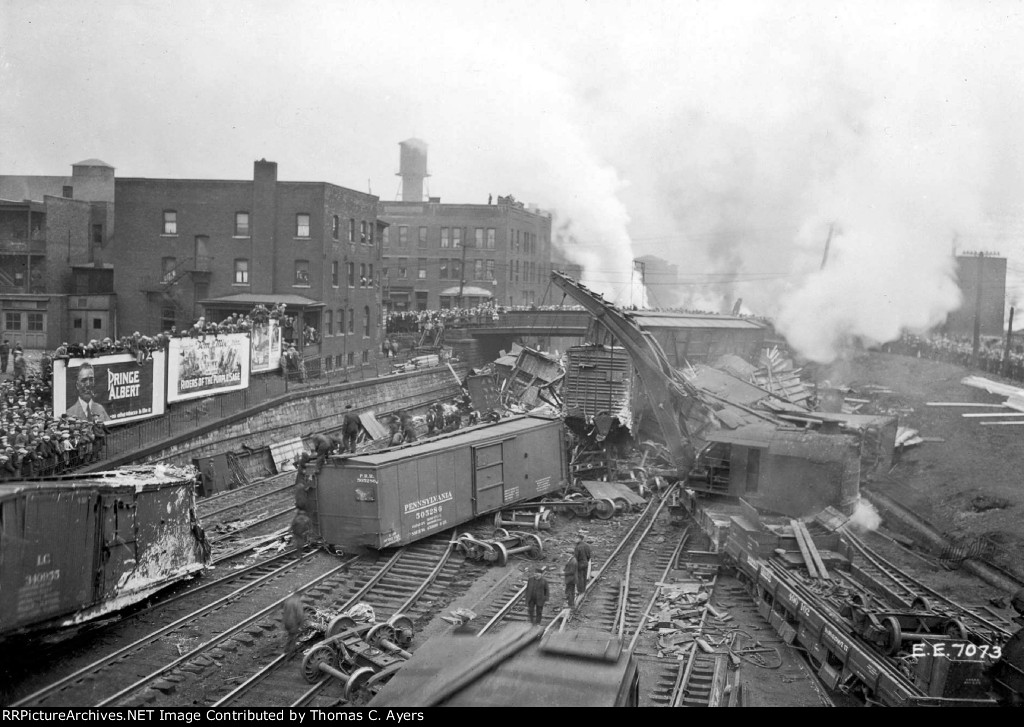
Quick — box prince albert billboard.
[167,333,251,403]
[52,351,167,426]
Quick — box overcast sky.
[4,1,1024,360]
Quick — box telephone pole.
[971,251,985,368]
[456,228,469,308]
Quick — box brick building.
[111,160,384,372]
[378,140,553,311]
[0,159,116,348]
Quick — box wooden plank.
[797,521,829,580]
[789,519,819,579]
[961,412,1024,418]
[926,402,1005,407]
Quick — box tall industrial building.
[378,140,553,311]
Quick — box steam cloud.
[849,499,882,533]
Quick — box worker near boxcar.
[525,566,550,625]
[291,511,312,552]
[574,532,593,587]
[309,431,342,468]
[281,593,307,657]
[564,554,579,610]
[342,405,361,453]
[398,411,417,442]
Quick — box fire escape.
[141,256,212,325]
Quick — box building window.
[296,213,310,238]
[235,212,250,236]
[348,308,355,334]
[369,263,374,286]
[364,306,371,337]
[453,227,462,249]
[418,226,428,248]
[294,260,310,286]
[360,263,367,287]
[161,307,176,331]
[27,312,44,331]
[62,185,73,198]
[486,259,495,280]
[163,210,177,235]
[347,262,355,287]
[368,223,374,245]
[92,224,103,244]
[360,220,368,243]
[332,261,339,287]
[349,218,356,243]
[418,258,428,280]
[441,227,450,248]
[4,312,20,330]
[487,228,495,249]
[161,256,177,283]
[451,259,462,281]
[234,258,249,284]
[73,317,83,330]
[336,309,344,335]
[398,258,408,279]
[439,259,449,280]
[473,259,483,280]
[382,226,390,247]
[325,310,333,336]
[324,356,332,371]
[335,354,343,367]
[332,215,340,240]
[398,226,409,247]
[347,352,355,367]
[475,228,484,249]
[362,350,369,364]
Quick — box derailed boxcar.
[311,414,566,550]
[0,465,209,639]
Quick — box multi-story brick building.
[111,160,383,372]
[0,159,116,348]
[378,140,553,311]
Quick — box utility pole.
[971,251,985,368]
[820,224,834,270]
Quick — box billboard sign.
[250,318,282,374]
[167,333,251,402]
[52,351,167,426]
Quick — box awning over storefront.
[439,286,494,298]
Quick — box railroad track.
[842,529,1012,643]
[197,472,295,521]
[9,552,345,708]
[211,535,463,708]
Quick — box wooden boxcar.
[310,414,567,550]
[0,465,210,639]
[368,624,639,707]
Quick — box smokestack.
[397,138,430,202]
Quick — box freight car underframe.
[679,493,997,706]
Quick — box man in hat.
[309,431,342,469]
[291,511,312,552]
[524,565,550,625]
[574,532,593,588]
[341,405,361,454]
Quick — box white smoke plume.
[848,499,882,533]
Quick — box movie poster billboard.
[250,318,282,374]
[52,351,167,427]
[167,333,251,403]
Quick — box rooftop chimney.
[397,139,429,202]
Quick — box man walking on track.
[281,593,307,656]
[564,554,578,610]
[574,532,592,587]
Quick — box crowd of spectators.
[0,347,109,480]
[385,303,589,335]
[887,332,1024,382]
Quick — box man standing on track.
[524,566,550,625]
[574,532,592,588]
[281,593,307,657]
[342,405,361,453]
[564,554,578,611]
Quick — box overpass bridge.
[462,309,592,337]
